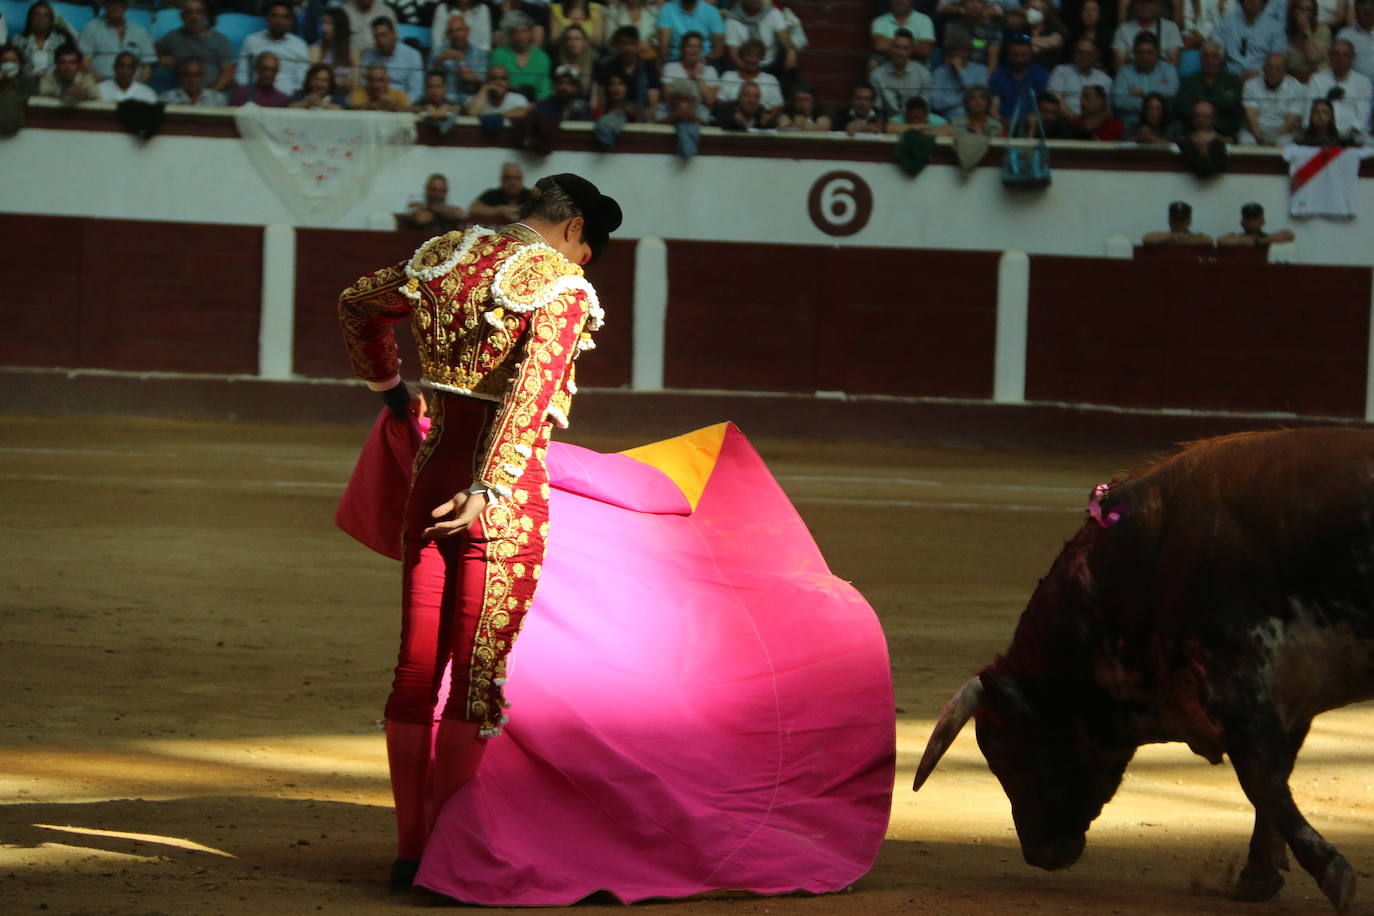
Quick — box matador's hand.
[423,490,488,539]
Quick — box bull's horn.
[912,676,984,792]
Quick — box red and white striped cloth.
[1282,145,1374,218]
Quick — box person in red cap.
[338,173,622,890]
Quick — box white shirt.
[726,6,789,59]
[1112,18,1184,60]
[1336,23,1374,79]
[1047,63,1112,115]
[1283,144,1374,216]
[1243,73,1306,143]
[238,30,311,96]
[716,69,783,108]
[1181,0,1229,38]
[97,78,158,102]
[1307,68,1373,139]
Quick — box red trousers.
[384,393,551,734]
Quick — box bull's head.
[913,672,1134,872]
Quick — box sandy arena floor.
[3,413,1374,915]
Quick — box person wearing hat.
[1218,202,1296,247]
[338,173,622,891]
[1142,200,1215,246]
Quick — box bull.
[913,428,1374,911]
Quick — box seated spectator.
[1174,41,1244,139]
[406,172,466,232]
[1213,0,1286,79]
[931,33,990,118]
[550,0,607,51]
[289,61,344,108]
[1240,52,1304,142]
[606,0,658,60]
[1074,84,1124,138]
[39,44,97,102]
[429,0,493,55]
[14,1,77,80]
[592,26,660,115]
[718,39,784,109]
[240,1,310,97]
[412,69,457,114]
[78,0,155,82]
[468,161,532,224]
[938,84,1003,134]
[728,0,800,73]
[231,51,291,106]
[1112,32,1180,134]
[1048,37,1111,115]
[1217,202,1296,247]
[1293,95,1359,142]
[512,65,590,153]
[1182,0,1228,49]
[2,43,37,101]
[310,10,360,91]
[97,52,156,101]
[1112,0,1182,70]
[464,63,530,116]
[433,15,487,105]
[661,32,718,111]
[779,83,831,130]
[841,82,886,135]
[361,19,423,103]
[161,56,228,106]
[555,24,597,98]
[1142,200,1214,246]
[1131,89,1174,140]
[715,79,780,129]
[1067,0,1113,71]
[944,0,1002,71]
[871,30,932,119]
[489,13,551,100]
[594,71,646,121]
[493,0,547,50]
[1336,0,1374,78]
[657,0,726,65]
[988,34,1048,123]
[1307,39,1372,141]
[886,94,948,131]
[1015,0,1069,72]
[1177,98,1228,175]
[343,0,399,53]
[347,61,410,108]
[1030,91,1084,137]
[872,0,936,65]
[1286,0,1332,82]
[156,0,234,95]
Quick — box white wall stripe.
[631,236,668,391]
[994,249,1030,404]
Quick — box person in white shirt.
[344,0,400,52]
[716,38,783,108]
[239,0,310,96]
[97,50,158,102]
[727,0,799,70]
[870,0,935,64]
[430,0,493,53]
[1181,0,1229,48]
[1048,36,1112,114]
[1336,0,1374,78]
[78,0,156,81]
[1112,0,1184,70]
[1241,52,1304,143]
[1307,39,1373,141]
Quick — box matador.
[337,173,622,889]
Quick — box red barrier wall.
[1027,255,1371,417]
[293,229,634,388]
[664,242,999,398]
[0,213,262,374]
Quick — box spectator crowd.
[1,0,1371,148]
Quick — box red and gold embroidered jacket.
[338,224,602,498]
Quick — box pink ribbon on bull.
[1088,482,1126,528]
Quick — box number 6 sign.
[807,171,873,237]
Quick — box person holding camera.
[1307,39,1371,142]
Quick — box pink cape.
[336,412,895,904]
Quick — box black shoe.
[389,858,420,893]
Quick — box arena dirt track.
[5,413,1374,916]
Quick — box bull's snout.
[1021,834,1086,871]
